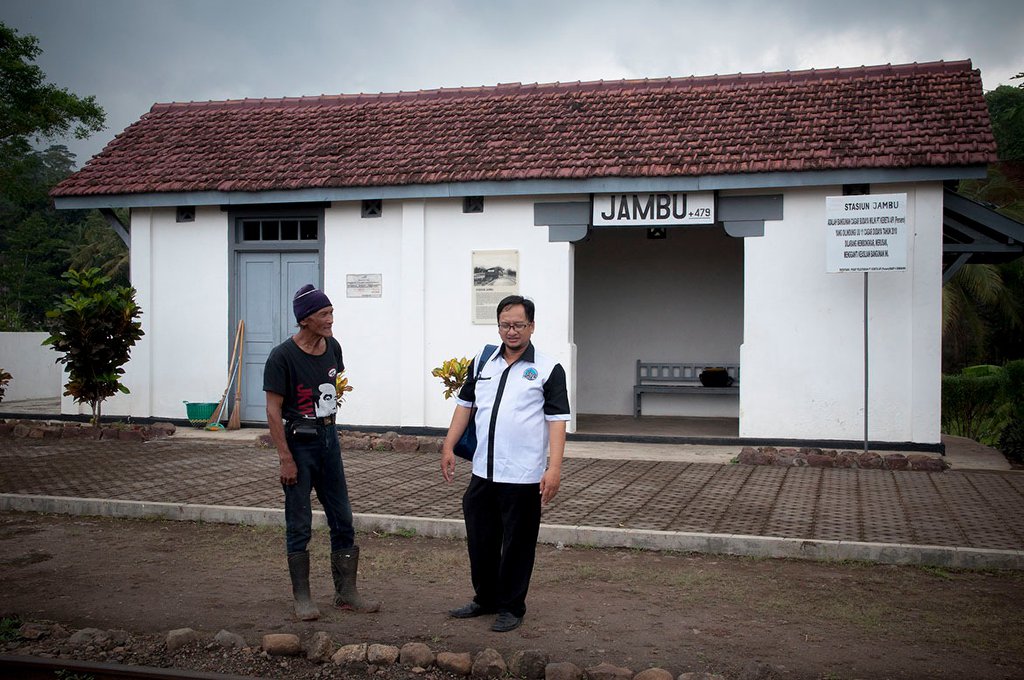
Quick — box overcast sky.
[5,0,1024,167]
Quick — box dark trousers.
[282,425,354,554]
[462,474,542,618]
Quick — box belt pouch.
[288,419,319,441]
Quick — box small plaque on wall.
[346,274,382,298]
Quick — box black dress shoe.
[449,602,494,618]
[490,611,523,632]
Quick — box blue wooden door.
[237,252,319,421]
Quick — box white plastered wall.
[72,182,942,445]
[62,206,230,419]
[327,196,573,430]
[740,184,942,444]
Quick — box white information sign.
[346,274,382,298]
[593,192,715,226]
[826,194,908,273]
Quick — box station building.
[54,60,1020,450]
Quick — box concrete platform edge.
[3,494,1020,570]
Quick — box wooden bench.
[634,361,740,417]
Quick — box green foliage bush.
[997,360,1024,463]
[1000,360,1024,417]
[1000,420,1024,464]
[943,360,1024,452]
[941,371,1003,443]
[43,268,144,427]
[0,614,21,642]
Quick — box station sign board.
[826,194,908,273]
[593,192,715,227]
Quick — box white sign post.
[825,194,908,452]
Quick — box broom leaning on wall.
[206,320,244,431]
[227,320,245,430]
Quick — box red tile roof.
[52,60,997,198]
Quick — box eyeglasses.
[497,322,530,332]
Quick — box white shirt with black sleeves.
[454,342,571,484]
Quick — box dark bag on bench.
[699,368,734,387]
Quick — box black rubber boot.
[287,551,320,621]
[331,546,381,612]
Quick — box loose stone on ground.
[3,619,763,680]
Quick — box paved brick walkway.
[3,436,1024,559]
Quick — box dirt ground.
[1,510,1023,680]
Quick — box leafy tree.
[0,22,105,149]
[0,143,95,329]
[946,72,1024,371]
[942,263,1018,371]
[65,210,130,284]
[43,268,144,427]
[0,22,109,330]
[984,83,1024,162]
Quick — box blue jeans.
[282,425,355,554]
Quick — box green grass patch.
[0,615,21,642]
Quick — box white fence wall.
[0,332,62,401]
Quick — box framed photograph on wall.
[472,250,519,324]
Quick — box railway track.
[0,654,259,680]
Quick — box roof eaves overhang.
[942,188,1024,283]
[53,166,988,211]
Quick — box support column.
[89,208,152,418]
[400,201,427,426]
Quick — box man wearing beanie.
[263,283,380,620]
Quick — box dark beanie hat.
[293,284,332,322]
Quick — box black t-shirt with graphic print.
[263,336,344,423]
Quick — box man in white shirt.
[440,295,571,632]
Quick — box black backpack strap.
[476,344,498,377]
[467,344,498,405]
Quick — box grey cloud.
[3,0,1021,166]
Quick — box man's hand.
[440,447,456,483]
[440,405,473,483]
[266,392,297,486]
[541,419,566,505]
[540,466,561,505]
[280,456,298,486]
